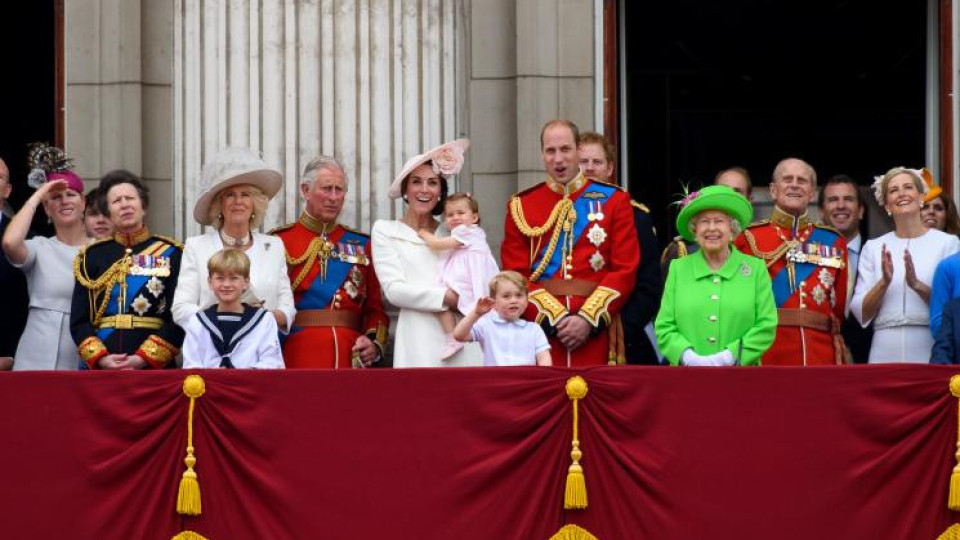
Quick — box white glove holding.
[681,348,709,366]
[703,350,736,366]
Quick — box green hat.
[675,185,753,242]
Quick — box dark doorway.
[622,0,928,245]
[0,1,57,221]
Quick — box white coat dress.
[371,219,481,367]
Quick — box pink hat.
[388,139,470,199]
[47,170,85,194]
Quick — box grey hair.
[772,158,817,188]
[300,156,347,190]
[688,213,742,237]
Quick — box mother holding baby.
[371,140,484,368]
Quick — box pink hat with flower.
[388,139,470,199]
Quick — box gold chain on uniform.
[285,236,335,290]
[509,196,576,281]
[73,251,133,326]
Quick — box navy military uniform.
[71,229,184,369]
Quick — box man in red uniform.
[273,156,389,368]
[734,158,848,365]
[501,120,639,366]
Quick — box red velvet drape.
[0,366,958,539]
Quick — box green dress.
[655,247,777,365]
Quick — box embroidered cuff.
[578,286,621,327]
[136,335,179,369]
[78,337,109,369]
[529,289,568,326]
[366,322,389,358]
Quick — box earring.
[886,210,892,217]
[217,212,223,222]
[250,212,256,221]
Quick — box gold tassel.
[178,375,206,516]
[549,524,599,540]
[564,376,589,510]
[937,524,960,540]
[171,531,211,540]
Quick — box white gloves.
[680,348,736,367]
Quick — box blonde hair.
[208,248,251,279]
[489,270,528,297]
[207,184,270,229]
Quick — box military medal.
[344,281,358,299]
[589,252,605,271]
[146,276,165,297]
[811,284,826,306]
[131,294,152,316]
[587,201,596,222]
[818,268,834,288]
[587,223,607,247]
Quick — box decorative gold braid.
[743,229,794,268]
[510,197,576,281]
[73,251,133,326]
[286,236,335,290]
[286,237,322,290]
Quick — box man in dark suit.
[818,174,872,363]
[0,158,29,369]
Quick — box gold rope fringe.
[564,376,589,510]
[171,531,210,540]
[937,524,960,540]
[549,524,599,540]
[178,375,206,516]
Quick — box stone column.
[173,0,466,238]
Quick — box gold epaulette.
[630,200,650,213]
[268,222,296,235]
[153,234,184,250]
[591,179,626,191]
[77,237,112,256]
[340,224,370,237]
[812,222,842,236]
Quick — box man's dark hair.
[817,174,865,209]
[97,169,150,216]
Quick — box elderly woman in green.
[655,185,777,366]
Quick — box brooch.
[740,262,752,277]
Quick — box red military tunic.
[733,207,848,365]
[273,212,389,369]
[501,173,640,366]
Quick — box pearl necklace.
[220,230,252,248]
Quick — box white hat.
[388,139,470,199]
[193,147,283,225]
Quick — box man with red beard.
[501,120,639,366]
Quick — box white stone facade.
[65,0,600,257]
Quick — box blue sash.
[97,243,177,341]
[770,227,839,306]
[532,183,616,281]
[288,230,367,337]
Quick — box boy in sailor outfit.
[182,249,284,369]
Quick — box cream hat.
[193,147,283,225]
[388,139,470,199]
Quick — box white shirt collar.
[847,234,862,253]
[491,313,528,327]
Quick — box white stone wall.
[65,0,600,242]
[468,0,597,259]
[65,0,175,234]
[173,0,467,238]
